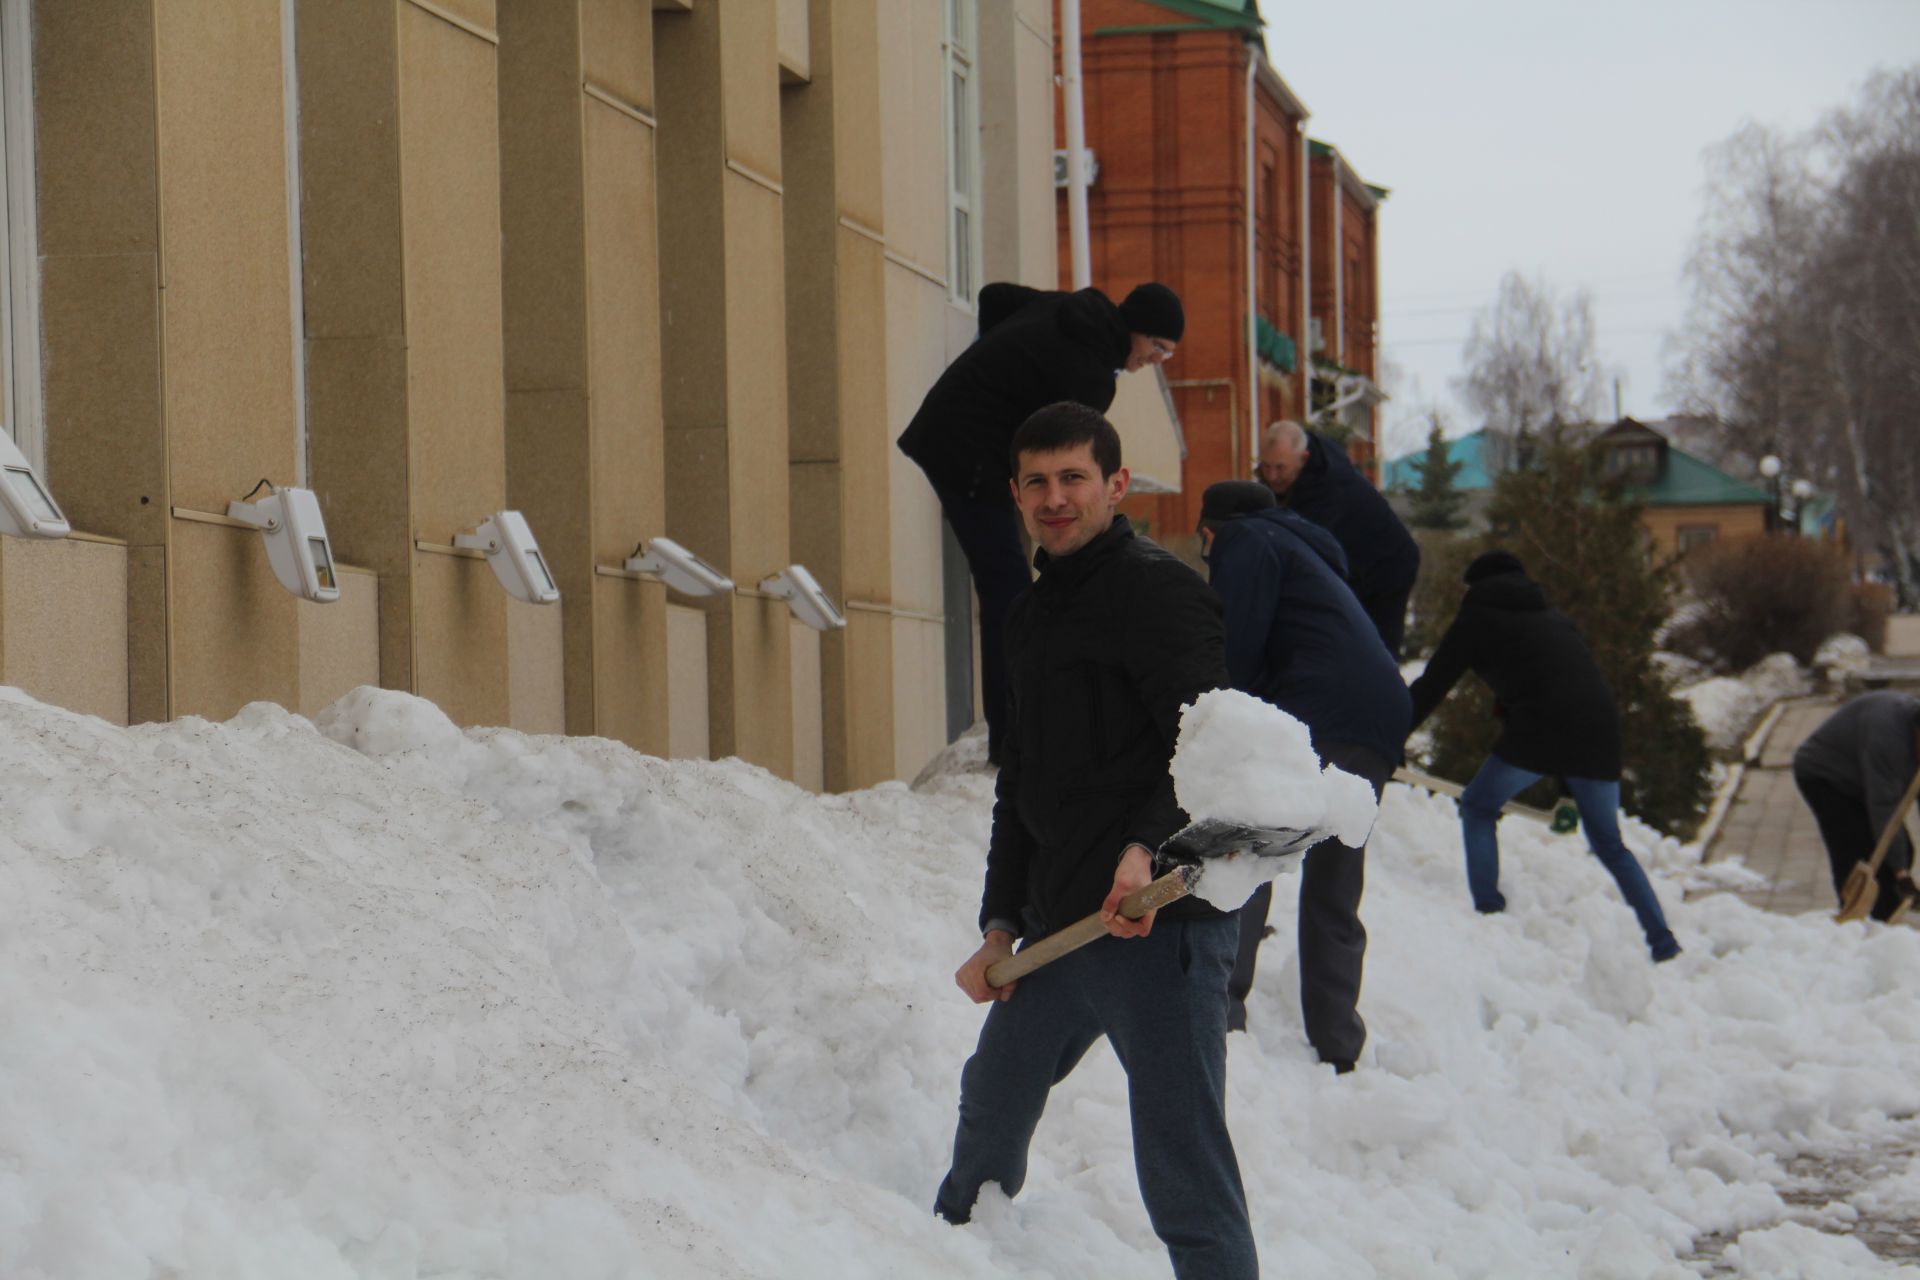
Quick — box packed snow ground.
[4,685,1920,1278]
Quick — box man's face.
[1011,442,1130,559]
[1125,333,1177,373]
[1257,435,1308,497]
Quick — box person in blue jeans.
[1407,551,1680,962]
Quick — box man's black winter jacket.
[979,517,1231,939]
[1283,431,1421,649]
[898,284,1131,506]
[1407,568,1623,780]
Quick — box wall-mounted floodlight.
[226,482,339,603]
[0,432,69,539]
[454,510,560,605]
[758,564,846,632]
[625,536,734,597]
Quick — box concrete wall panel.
[891,613,945,780]
[721,184,791,580]
[592,575,670,754]
[40,254,166,545]
[877,1,946,279]
[507,595,566,734]
[298,566,380,718]
[398,7,507,541]
[789,617,822,790]
[0,537,130,726]
[154,0,297,513]
[128,546,168,723]
[412,0,496,37]
[33,2,159,258]
[666,601,708,758]
[583,0,654,111]
[304,335,412,690]
[584,101,665,558]
[412,549,510,727]
[719,1,782,178]
[169,520,299,721]
[296,0,405,341]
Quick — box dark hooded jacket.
[1206,508,1410,765]
[1283,431,1421,649]
[1793,691,1920,873]
[1407,567,1623,780]
[980,516,1231,939]
[897,284,1131,506]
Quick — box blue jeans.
[936,918,1257,1280]
[1458,756,1679,958]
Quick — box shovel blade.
[1158,817,1323,869]
[1835,861,1877,923]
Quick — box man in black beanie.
[1197,480,1409,1065]
[898,281,1184,764]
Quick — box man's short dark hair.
[1010,401,1123,478]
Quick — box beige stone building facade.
[0,0,1058,791]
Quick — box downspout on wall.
[1244,42,1257,468]
[1061,0,1091,289]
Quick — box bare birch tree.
[1455,272,1613,474]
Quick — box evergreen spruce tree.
[1407,418,1468,531]
[1421,439,1713,837]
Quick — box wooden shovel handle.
[985,869,1195,988]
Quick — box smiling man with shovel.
[932,401,1260,1280]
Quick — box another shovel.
[984,818,1322,988]
[1834,734,1920,924]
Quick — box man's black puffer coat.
[898,285,1131,506]
[979,517,1231,939]
[1406,567,1623,780]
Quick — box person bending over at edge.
[1407,550,1680,962]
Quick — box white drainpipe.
[1245,44,1258,465]
[1062,0,1091,289]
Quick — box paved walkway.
[1699,613,1920,917]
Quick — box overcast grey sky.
[1263,0,1920,457]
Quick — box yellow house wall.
[1644,503,1770,558]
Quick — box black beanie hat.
[1463,550,1526,585]
[1119,283,1185,342]
[1200,480,1276,523]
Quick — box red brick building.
[1309,138,1388,480]
[1055,0,1388,533]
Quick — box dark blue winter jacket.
[1206,507,1411,765]
[1284,432,1421,655]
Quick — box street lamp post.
[1759,454,1783,533]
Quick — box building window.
[0,0,43,469]
[1677,524,1719,553]
[944,0,981,306]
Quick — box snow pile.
[1170,689,1378,847]
[1679,652,1816,752]
[1814,632,1872,684]
[4,684,1920,1278]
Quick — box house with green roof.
[1384,418,1775,556]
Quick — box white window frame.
[943,0,983,308]
[0,0,44,471]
